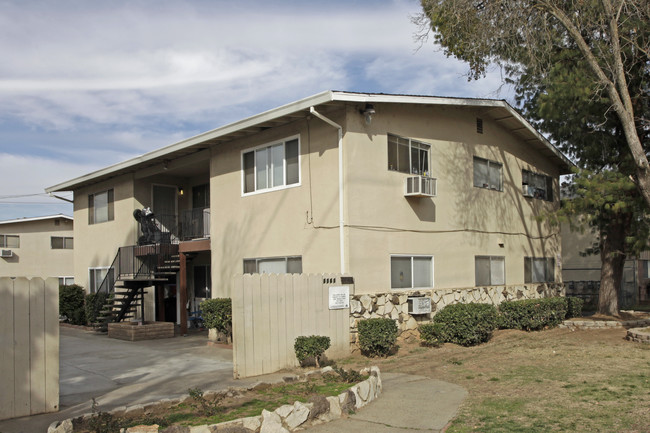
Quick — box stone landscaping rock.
[274,404,293,418]
[126,425,160,433]
[48,419,73,433]
[284,401,311,429]
[188,425,211,433]
[261,410,289,433]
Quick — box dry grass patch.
[343,326,650,432]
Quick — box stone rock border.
[626,327,650,344]
[47,366,382,433]
[559,317,650,330]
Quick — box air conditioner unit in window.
[1,249,13,258]
[405,176,437,197]
[407,296,432,315]
[522,185,533,197]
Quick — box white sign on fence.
[329,286,350,309]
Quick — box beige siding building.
[46,91,572,332]
[0,214,74,284]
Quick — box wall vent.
[476,118,483,134]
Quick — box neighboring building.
[561,222,649,308]
[45,91,572,331]
[0,214,74,285]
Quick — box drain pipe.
[309,106,346,275]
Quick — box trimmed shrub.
[294,335,331,367]
[59,284,86,325]
[85,292,110,325]
[432,303,498,346]
[566,296,584,319]
[418,323,443,347]
[357,318,398,357]
[498,297,568,331]
[201,298,232,338]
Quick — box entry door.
[152,184,177,234]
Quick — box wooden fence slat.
[231,273,353,378]
[29,279,46,415]
[13,278,31,418]
[44,278,59,413]
[0,278,16,420]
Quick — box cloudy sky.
[0,0,511,221]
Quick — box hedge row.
[419,297,583,347]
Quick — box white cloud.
[0,0,515,222]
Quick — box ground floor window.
[475,256,505,286]
[58,276,74,286]
[243,256,302,274]
[193,265,211,298]
[524,257,555,283]
[89,267,114,293]
[390,255,433,289]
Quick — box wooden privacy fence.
[0,277,59,420]
[232,273,352,378]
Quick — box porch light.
[361,103,375,125]
[178,187,184,196]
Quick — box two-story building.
[45,91,572,331]
[0,214,74,285]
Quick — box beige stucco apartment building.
[46,91,572,330]
[0,214,74,284]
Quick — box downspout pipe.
[309,107,346,275]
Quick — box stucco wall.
[73,174,138,290]
[210,115,342,297]
[0,217,73,279]
[341,103,560,292]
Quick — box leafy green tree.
[416,0,649,314]
[415,0,650,206]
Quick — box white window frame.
[243,256,302,274]
[88,189,114,224]
[387,134,431,176]
[58,276,75,286]
[524,257,555,283]
[51,236,74,249]
[473,156,503,191]
[241,135,301,196]
[88,266,112,294]
[390,255,434,290]
[475,256,506,286]
[522,169,553,201]
[0,234,20,248]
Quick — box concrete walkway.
[0,326,466,433]
[308,372,467,433]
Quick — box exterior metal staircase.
[92,244,180,332]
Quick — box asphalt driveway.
[0,325,239,433]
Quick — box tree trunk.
[598,219,628,316]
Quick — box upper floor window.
[88,189,114,224]
[391,255,433,289]
[524,257,555,283]
[51,236,73,249]
[473,157,502,191]
[0,234,19,248]
[242,138,300,194]
[475,255,505,286]
[243,256,302,274]
[387,134,431,176]
[522,170,553,201]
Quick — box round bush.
[294,335,331,367]
[357,318,398,357]
[433,303,498,346]
[419,323,443,347]
[201,298,232,336]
